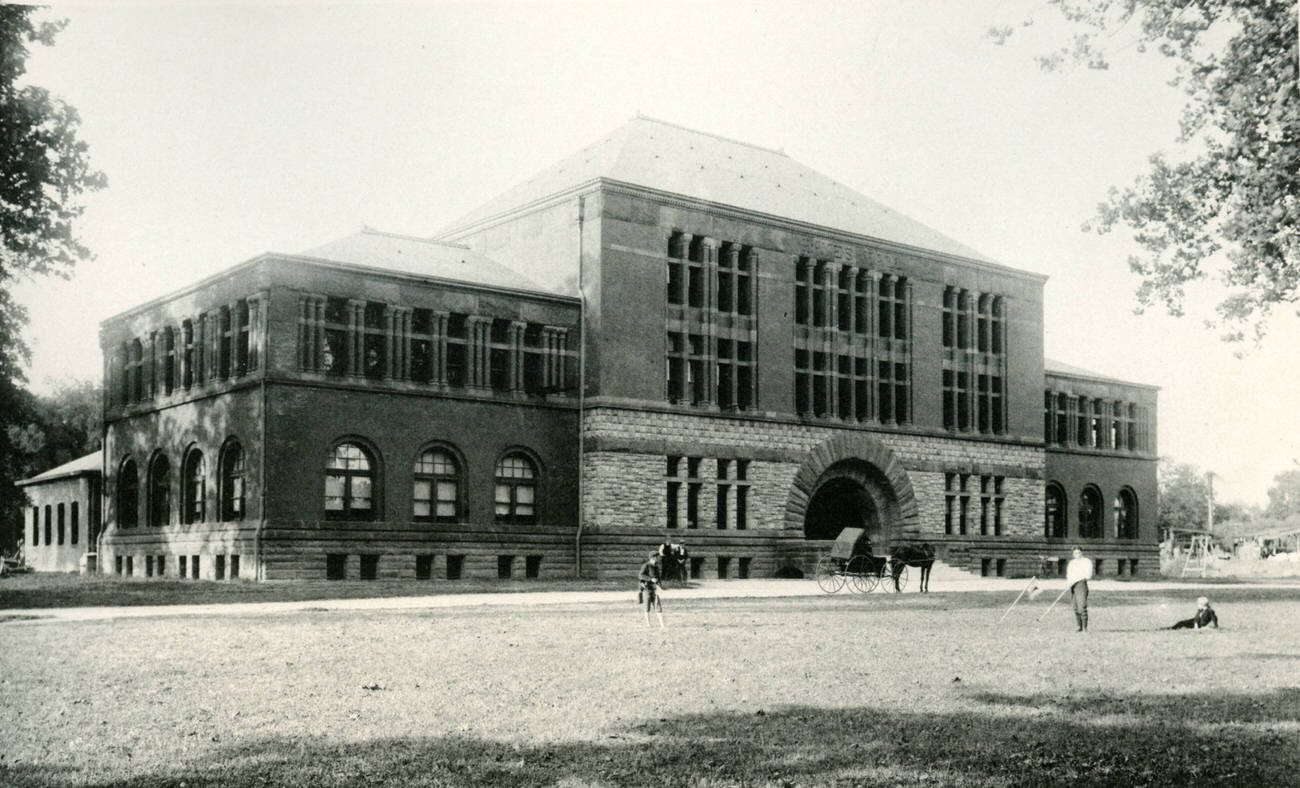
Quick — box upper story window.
[325,441,376,521]
[148,453,171,527]
[183,448,205,524]
[494,453,537,525]
[118,458,139,528]
[220,440,246,521]
[667,233,759,410]
[413,447,461,522]
[944,288,1006,434]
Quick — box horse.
[889,543,936,592]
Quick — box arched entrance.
[803,459,894,544]
[785,433,919,546]
[805,477,877,540]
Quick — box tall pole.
[1206,471,1215,534]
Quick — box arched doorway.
[805,476,878,541]
[803,459,898,546]
[786,433,918,544]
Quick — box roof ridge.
[632,112,788,158]
[357,226,469,250]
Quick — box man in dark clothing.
[638,552,664,627]
[1170,596,1219,630]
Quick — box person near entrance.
[1065,546,1094,632]
[638,551,664,627]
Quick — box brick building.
[96,117,1157,581]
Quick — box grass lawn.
[0,573,632,610]
[2,587,1297,787]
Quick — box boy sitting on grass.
[1170,596,1219,630]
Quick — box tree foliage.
[1157,460,1212,534]
[1,7,104,550]
[991,0,1299,343]
[1265,467,1300,520]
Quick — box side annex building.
[89,117,1158,582]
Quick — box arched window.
[118,459,139,528]
[220,440,246,521]
[148,453,171,527]
[494,452,537,524]
[183,448,206,524]
[325,442,376,520]
[413,447,460,522]
[1115,488,1139,540]
[1079,485,1103,539]
[1044,483,1066,538]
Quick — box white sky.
[13,1,1299,506]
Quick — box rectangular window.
[996,558,1006,577]
[981,558,991,577]
[219,306,233,379]
[415,554,433,580]
[994,477,1005,536]
[497,555,514,579]
[215,554,226,581]
[980,475,991,536]
[687,456,701,529]
[736,460,750,530]
[526,555,542,579]
[360,554,379,580]
[446,554,464,580]
[959,474,970,535]
[57,503,65,545]
[717,556,730,579]
[125,555,133,576]
[445,313,467,387]
[326,553,345,580]
[156,555,165,577]
[70,502,79,544]
[145,555,154,577]
[795,258,810,325]
[236,300,250,377]
[716,459,730,530]
[191,555,200,579]
[229,555,239,579]
[690,556,703,580]
[944,473,956,535]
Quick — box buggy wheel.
[815,556,846,594]
[886,564,909,593]
[847,556,877,593]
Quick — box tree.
[991,1,1299,343]
[1265,466,1300,520]
[1157,460,1213,535]
[1,7,105,550]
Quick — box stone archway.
[785,433,919,545]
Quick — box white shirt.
[1066,556,1094,586]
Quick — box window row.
[29,502,80,547]
[665,456,751,530]
[297,295,573,396]
[796,259,909,340]
[110,295,265,407]
[665,233,759,410]
[795,351,911,424]
[1044,393,1152,452]
[117,440,246,528]
[944,473,1006,536]
[666,233,757,315]
[323,441,540,524]
[942,288,1007,435]
[1044,483,1139,540]
[114,553,240,580]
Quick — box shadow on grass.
[5,688,1298,787]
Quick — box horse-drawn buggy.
[814,527,935,594]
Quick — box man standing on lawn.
[1066,546,1094,632]
[638,551,665,628]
